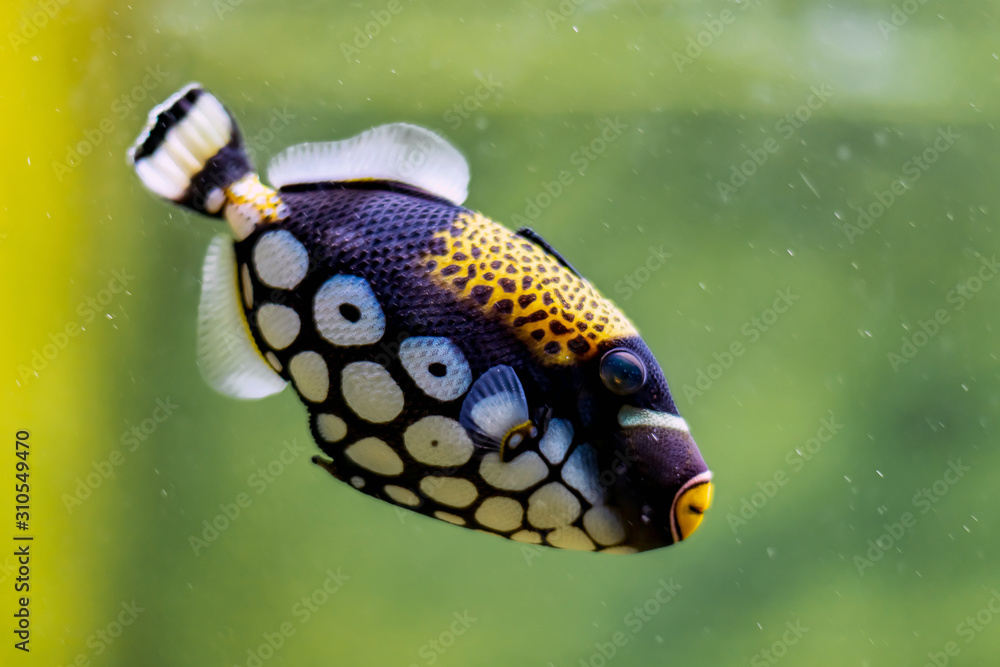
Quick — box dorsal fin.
[515,227,580,277]
[197,235,287,399]
[266,123,469,205]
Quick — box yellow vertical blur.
[1,1,111,664]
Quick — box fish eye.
[599,349,647,395]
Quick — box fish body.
[129,84,713,553]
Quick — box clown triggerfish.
[128,84,713,553]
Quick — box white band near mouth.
[617,406,689,434]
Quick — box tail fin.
[128,83,252,217]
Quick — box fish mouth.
[669,471,714,543]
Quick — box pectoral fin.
[197,234,287,399]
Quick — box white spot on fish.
[434,511,466,526]
[341,361,404,423]
[562,444,604,505]
[583,506,625,546]
[403,416,474,467]
[474,496,524,532]
[384,485,420,507]
[545,525,595,551]
[527,482,580,529]
[510,529,542,544]
[399,336,472,401]
[256,303,301,350]
[420,476,478,508]
[253,230,308,289]
[240,263,253,309]
[289,351,329,402]
[344,437,403,476]
[315,414,347,443]
[479,451,547,491]
[539,418,573,464]
[265,351,282,372]
[314,275,386,346]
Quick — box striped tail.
[128,83,252,217]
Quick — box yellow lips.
[674,479,714,541]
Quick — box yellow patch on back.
[227,174,286,218]
[423,212,635,364]
[223,174,288,240]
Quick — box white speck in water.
[876,469,884,478]
[799,172,819,199]
[766,547,777,559]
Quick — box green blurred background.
[2,0,998,665]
